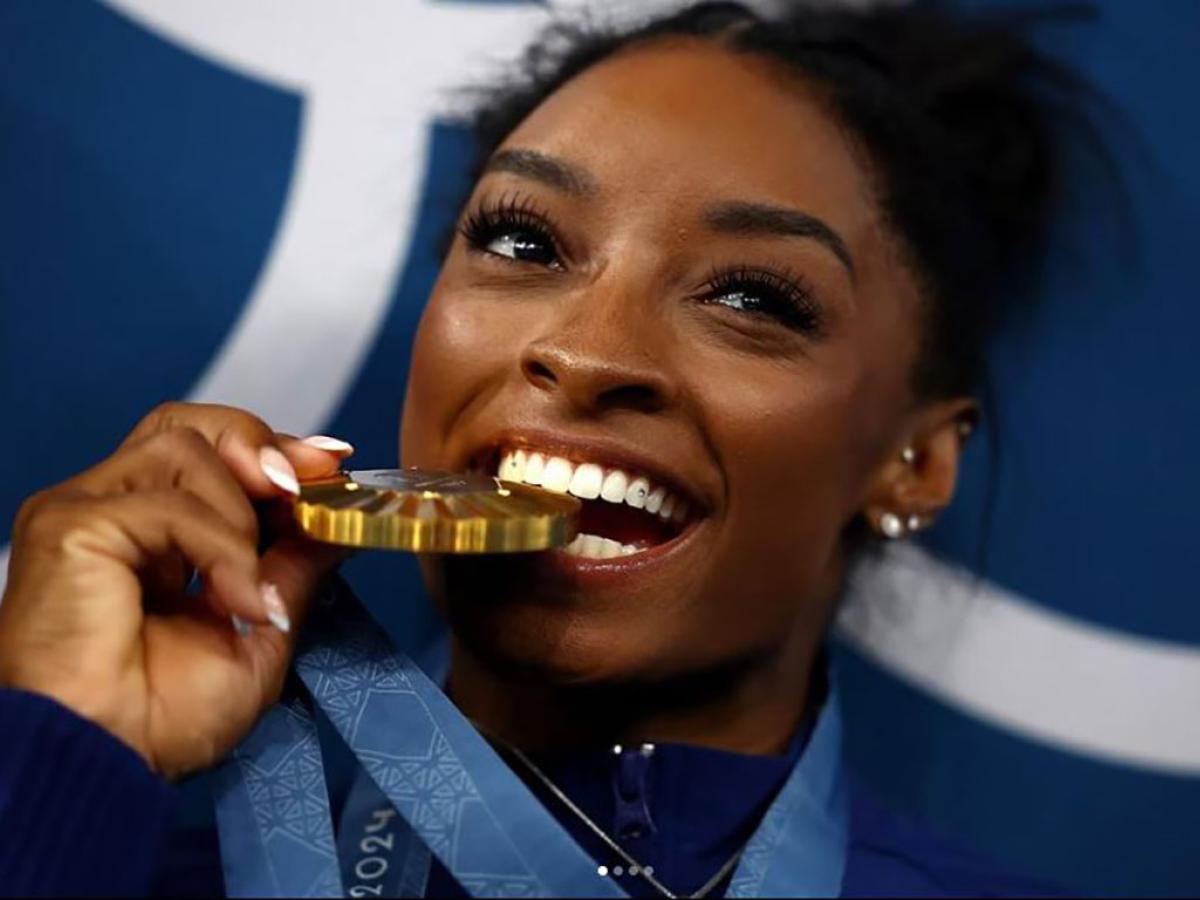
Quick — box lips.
[467,438,704,562]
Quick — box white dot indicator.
[644,866,655,876]
[597,865,609,877]
[613,866,624,876]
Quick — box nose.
[519,301,674,416]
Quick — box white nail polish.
[259,447,299,495]
[261,583,290,633]
[301,435,354,454]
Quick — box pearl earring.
[900,446,917,464]
[879,512,905,539]
[906,514,922,532]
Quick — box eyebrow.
[704,201,856,278]
[483,149,597,196]
[483,149,855,277]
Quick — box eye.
[700,266,824,335]
[459,194,563,270]
[483,231,557,266]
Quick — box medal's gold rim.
[292,471,580,553]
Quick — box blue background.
[2,1,1197,896]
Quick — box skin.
[0,38,973,777]
[0,404,349,777]
[402,40,974,754]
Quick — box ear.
[860,396,978,540]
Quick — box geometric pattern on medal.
[298,598,543,898]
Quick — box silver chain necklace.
[483,732,746,899]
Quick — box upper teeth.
[497,449,688,523]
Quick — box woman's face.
[401,40,934,686]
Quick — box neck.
[447,634,822,757]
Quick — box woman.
[0,1,1090,896]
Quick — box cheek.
[711,358,865,519]
[400,282,513,466]
[667,353,890,656]
[712,291,920,519]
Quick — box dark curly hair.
[458,0,1115,405]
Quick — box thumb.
[241,536,349,701]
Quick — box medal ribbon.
[214,581,848,898]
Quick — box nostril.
[523,358,557,387]
[520,345,671,413]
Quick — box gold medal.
[292,468,580,553]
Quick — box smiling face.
[401,39,959,701]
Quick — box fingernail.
[259,446,299,495]
[261,582,290,633]
[230,614,253,637]
[301,435,355,455]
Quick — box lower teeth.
[561,533,641,559]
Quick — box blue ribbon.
[337,763,430,898]
[213,692,345,898]
[215,581,848,897]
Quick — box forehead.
[498,38,878,243]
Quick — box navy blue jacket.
[0,688,1055,897]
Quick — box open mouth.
[471,446,699,560]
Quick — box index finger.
[124,402,350,500]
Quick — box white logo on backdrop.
[840,544,1200,776]
[3,0,1197,775]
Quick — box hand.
[0,402,354,779]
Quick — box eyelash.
[459,193,564,270]
[458,197,823,335]
[699,265,824,335]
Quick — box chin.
[423,551,689,687]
